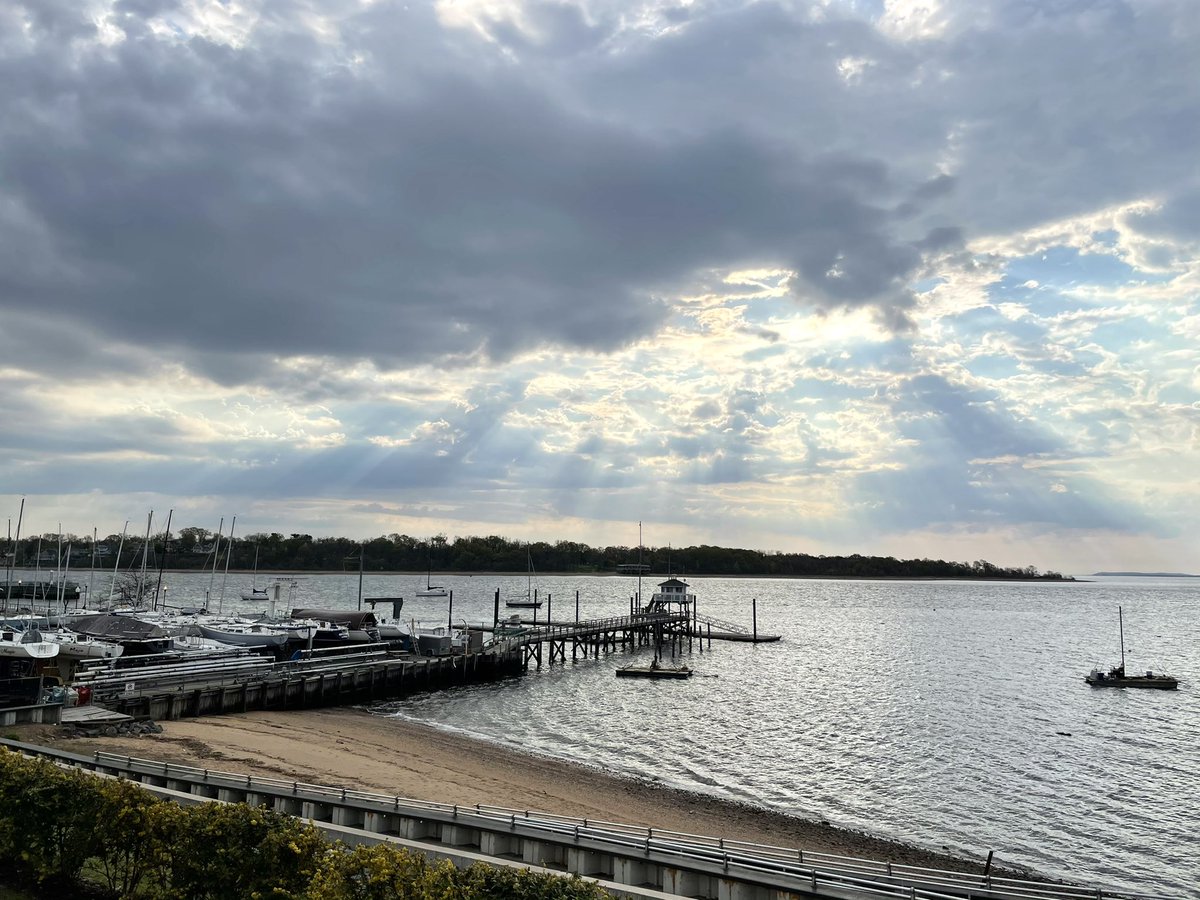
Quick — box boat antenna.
[1118,605,1125,671]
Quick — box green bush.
[304,843,609,900]
[160,802,327,899]
[0,749,107,889]
[0,749,610,900]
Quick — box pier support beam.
[522,839,565,869]
[567,848,612,878]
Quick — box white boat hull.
[46,632,124,659]
[0,640,60,659]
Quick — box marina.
[0,569,1194,895]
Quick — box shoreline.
[18,568,1080,582]
[11,707,1034,880]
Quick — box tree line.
[5,528,1069,580]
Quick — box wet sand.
[12,707,1014,877]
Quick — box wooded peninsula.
[11,529,1070,581]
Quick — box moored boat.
[0,626,60,659]
[1084,606,1178,690]
[44,629,124,660]
[506,550,542,608]
[195,622,289,648]
[415,542,448,597]
[616,660,693,679]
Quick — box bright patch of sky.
[1,0,1198,575]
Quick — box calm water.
[34,568,1200,896]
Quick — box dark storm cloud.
[0,0,957,387]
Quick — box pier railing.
[494,611,688,650]
[0,740,1168,900]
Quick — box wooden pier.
[494,610,692,668]
[60,607,699,721]
[78,643,525,721]
[21,581,777,724]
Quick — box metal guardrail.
[692,613,749,634]
[0,741,1172,900]
[500,612,686,649]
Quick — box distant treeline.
[6,528,1068,581]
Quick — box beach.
[12,707,1002,877]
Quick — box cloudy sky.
[1,0,1197,575]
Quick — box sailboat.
[506,550,542,608]
[1085,606,1178,690]
[241,543,269,602]
[415,542,447,598]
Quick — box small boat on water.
[415,542,448,597]
[506,550,542,608]
[1085,606,1178,690]
[616,659,693,679]
[240,544,268,601]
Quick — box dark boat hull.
[1085,674,1178,690]
[616,665,693,679]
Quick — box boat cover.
[290,609,378,629]
[67,614,169,640]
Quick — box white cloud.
[0,0,1198,573]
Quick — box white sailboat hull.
[0,640,60,659]
[46,631,124,659]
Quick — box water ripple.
[130,570,1198,896]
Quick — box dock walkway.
[77,643,525,721]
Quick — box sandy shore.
[11,708,1013,877]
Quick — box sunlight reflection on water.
[143,570,1198,894]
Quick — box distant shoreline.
[1091,571,1197,578]
[48,569,1082,583]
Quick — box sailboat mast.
[153,509,173,610]
[109,521,128,602]
[1118,605,1126,669]
[88,526,97,607]
[637,522,642,611]
[357,544,364,611]
[219,515,236,613]
[207,517,224,605]
[5,498,23,616]
[136,511,153,603]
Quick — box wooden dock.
[43,607,765,723]
[75,644,525,721]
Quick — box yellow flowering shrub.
[0,750,609,900]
